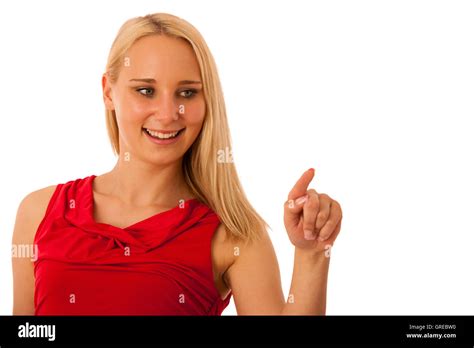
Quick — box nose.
[152,90,180,123]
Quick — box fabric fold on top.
[34,175,232,315]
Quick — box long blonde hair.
[104,13,268,243]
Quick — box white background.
[1,0,473,315]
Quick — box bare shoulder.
[217,224,278,283]
[228,226,278,268]
[12,185,58,244]
[211,223,265,275]
[12,184,58,315]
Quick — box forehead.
[122,35,201,80]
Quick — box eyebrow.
[129,78,202,85]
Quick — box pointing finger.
[287,168,315,201]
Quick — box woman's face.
[103,34,206,165]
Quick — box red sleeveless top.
[33,175,232,315]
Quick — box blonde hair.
[104,13,269,243]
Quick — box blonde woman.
[12,13,343,315]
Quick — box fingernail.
[304,229,316,240]
[295,195,308,205]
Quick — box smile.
[142,127,185,145]
[143,128,185,140]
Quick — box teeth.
[145,129,180,139]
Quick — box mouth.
[142,127,185,140]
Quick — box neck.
[99,153,193,207]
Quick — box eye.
[137,87,154,97]
[179,89,198,98]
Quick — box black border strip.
[0,315,473,346]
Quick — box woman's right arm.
[11,185,57,315]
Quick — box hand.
[283,168,343,251]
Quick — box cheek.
[114,92,151,147]
[116,94,150,122]
[182,99,206,128]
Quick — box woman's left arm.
[226,168,343,315]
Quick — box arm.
[281,247,330,315]
[225,228,331,315]
[227,168,342,315]
[225,228,286,315]
[11,185,57,315]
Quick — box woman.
[12,13,342,315]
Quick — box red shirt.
[34,175,232,315]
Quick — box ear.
[102,73,115,111]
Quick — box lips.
[143,127,185,140]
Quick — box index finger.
[287,168,315,200]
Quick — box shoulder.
[230,226,276,266]
[215,223,276,283]
[17,185,58,219]
[13,185,58,244]
[215,223,274,262]
[12,185,58,315]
